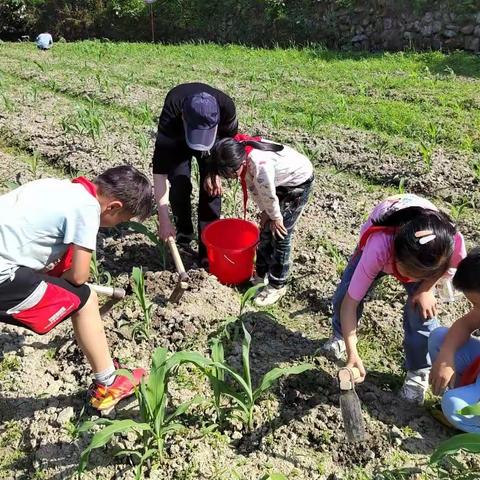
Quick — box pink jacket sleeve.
[347,233,393,302]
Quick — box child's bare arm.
[62,245,92,286]
[341,293,366,382]
[430,310,480,394]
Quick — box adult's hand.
[158,217,176,242]
[203,174,223,197]
[412,289,437,320]
[271,218,288,239]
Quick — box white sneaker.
[399,368,430,405]
[251,274,268,286]
[321,335,346,361]
[253,285,286,307]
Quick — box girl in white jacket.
[209,134,313,306]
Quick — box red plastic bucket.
[202,218,259,285]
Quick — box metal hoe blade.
[338,367,368,443]
[339,389,367,442]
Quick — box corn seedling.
[78,347,208,479]
[260,474,288,480]
[30,85,40,103]
[61,102,105,143]
[24,151,41,179]
[89,251,112,286]
[397,177,406,194]
[2,94,15,112]
[223,180,241,218]
[449,199,473,222]
[191,159,200,187]
[471,159,480,180]
[32,60,47,73]
[131,266,153,339]
[419,141,434,172]
[139,102,155,125]
[127,221,167,270]
[137,132,151,162]
[206,323,313,430]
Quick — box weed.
[30,85,40,103]
[0,354,20,381]
[318,238,347,274]
[89,251,112,286]
[79,347,207,479]
[397,177,406,194]
[131,266,154,339]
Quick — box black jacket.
[152,83,238,174]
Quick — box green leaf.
[78,420,151,473]
[458,401,480,416]
[260,474,288,480]
[165,395,203,423]
[240,284,263,314]
[127,221,159,246]
[253,363,314,401]
[77,418,113,433]
[431,433,480,464]
[241,323,253,397]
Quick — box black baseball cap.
[182,92,220,151]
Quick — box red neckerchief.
[234,133,261,220]
[48,177,97,276]
[72,176,97,197]
[460,357,480,387]
[356,225,414,284]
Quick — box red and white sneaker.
[88,359,145,411]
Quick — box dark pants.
[168,153,221,260]
[256,177,313,288]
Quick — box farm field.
[0,41,480,479]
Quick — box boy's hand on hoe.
[346,353,366,383]
[429,355,455,395]
[412,290,437,320]
[203,174,223,197]
[271,218,288,239]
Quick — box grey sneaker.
[251,274,268,286]
[253,285,286,307]
[399,368,430,405]
[321,335,346,361]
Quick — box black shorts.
[0,267,90,335]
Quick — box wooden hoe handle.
[167,237,188,281]
[338,367,362,391]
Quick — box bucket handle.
[224,254,236,265]
[223,240,260,266]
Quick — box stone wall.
[334,2,480,52]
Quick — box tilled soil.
[0,69,477,479]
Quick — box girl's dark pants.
[256,176,313,289]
